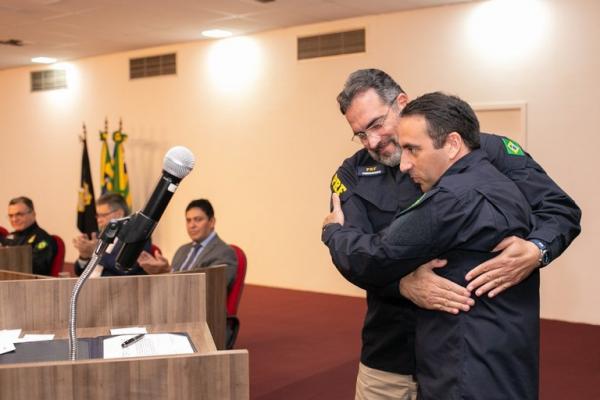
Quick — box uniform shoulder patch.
[501,137,525,156]
[36,240,48,250]
[331,173,348,195]
[357,165,385,177]
[27,235,36,244]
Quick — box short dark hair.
[401,92,480,149]
[97,192,129,215]
[9,196,34,211]
[186,199,214,219]
[337,69,405,115]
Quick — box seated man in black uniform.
[73,192,151,276]
[323,92,554,399]
[0,196,56,276]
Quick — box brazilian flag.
[100,122,114,194]
[77,131,98,234]
[112,124,132,210]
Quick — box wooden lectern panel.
[182,265,227,350]
[0,269,47,281]
[0,273,207,336]
[0,351,249,400]
[0,272,249,399]
[0,246,32,274]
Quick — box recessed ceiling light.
[201,29,233,39]
[31,57,57,64]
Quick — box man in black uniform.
[1,196,56,276]
[324,92,555,399]
[323,70,581,399]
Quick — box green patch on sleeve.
[36,240,48,250]
[502,137,525,156]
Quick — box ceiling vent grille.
[31,69,67,92]
[130,53,176,79]
[298,29,365,60]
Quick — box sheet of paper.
[0,329,22,353]
[0,341,15,355]
[103,333,194,359]
[13,334,55,343]
[0,329,22,342]
[110,327,148,335]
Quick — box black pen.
[121,333,145,348]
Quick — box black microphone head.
[164,146,195,179]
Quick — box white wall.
[0,0,597,324]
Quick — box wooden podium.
[0,269,47,281]
[0,272,249,399]
[0,245,32,274]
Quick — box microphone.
[115,146,195,271]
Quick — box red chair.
[50,235,65,277]
[0,226,8,238]
[227,244,247,349]
[150,244,162,256]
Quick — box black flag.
[77,128,98,234]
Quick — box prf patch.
[36,240,48,250]
[331,174,347,195]
[502,138,525,156]
[357,165,385,177]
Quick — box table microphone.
[115,146,195,271]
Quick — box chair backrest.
[150,243,162,256]
[0,226,8,238]
[50,235,65,277]
[227,244,247,316]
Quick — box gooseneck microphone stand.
[68,217,129,361]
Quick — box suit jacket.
[172,233,237,290]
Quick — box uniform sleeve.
[323,190,455,288]
[323,186,518,288]
[324,163,403,297]
[481,133,582,261]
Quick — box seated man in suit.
[138,198,238,290]
[73,192,152,276]
[0,196,56,275]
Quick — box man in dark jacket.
[1,196,56,275]
[323,70,581,399]
[73,192,151,276]
[324,92,549,399]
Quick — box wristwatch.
[529,239,550,267]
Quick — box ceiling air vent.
[31,69,66,92]
[298,29,365,60]
[129,53,176,80]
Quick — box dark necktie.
[179,243,202,271]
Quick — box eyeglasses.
[351,100,396,142]
[8,210,32,219]
[96,209,118,219]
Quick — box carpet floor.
[235,284,600,400]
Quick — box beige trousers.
[355,362,418,400]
